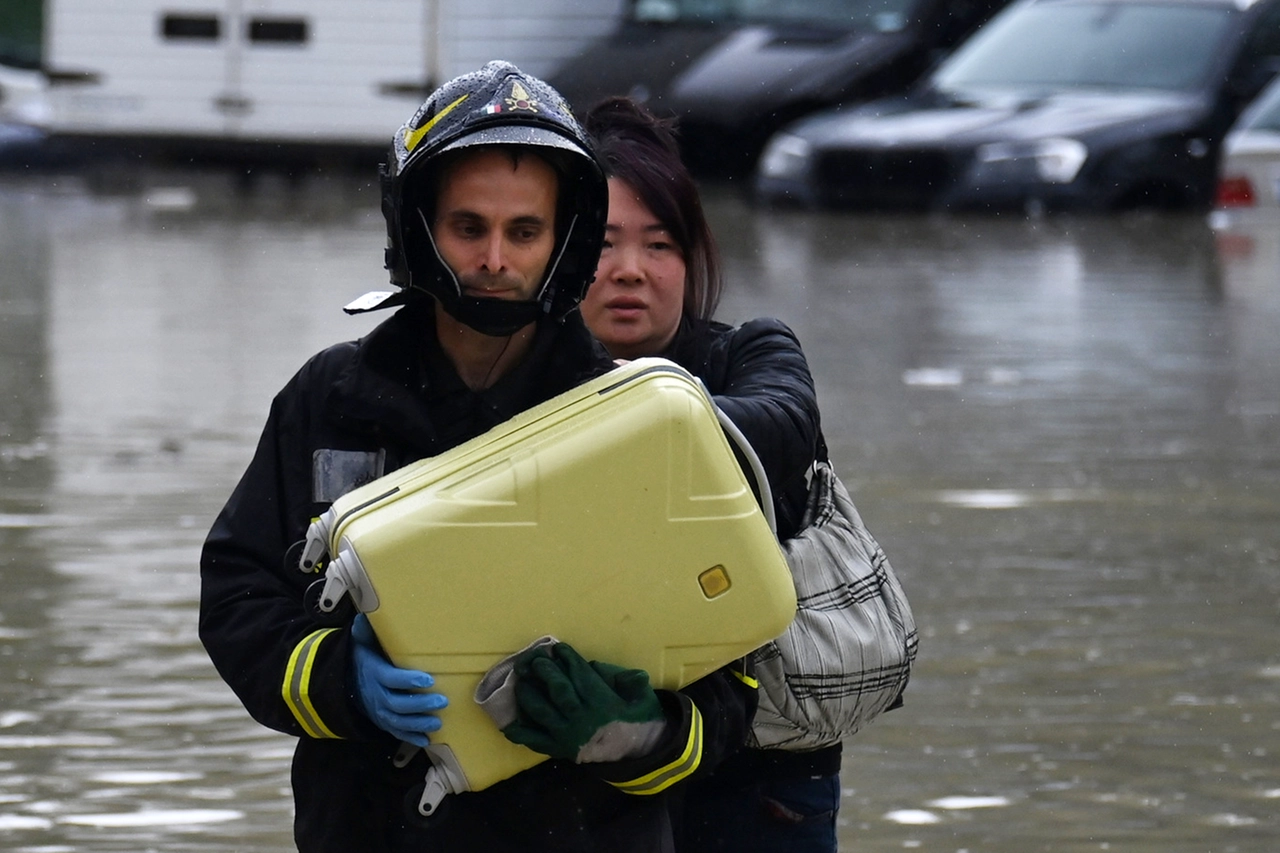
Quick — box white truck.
[41,0,622,147]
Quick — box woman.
[581,97,840,853]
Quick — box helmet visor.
[437,125,589,160]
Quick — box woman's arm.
[708,318,820,535]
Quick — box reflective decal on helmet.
[404,93,469,155]
[505,81,539,113]
[481,81,542,116]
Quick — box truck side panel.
[43,0,622,145]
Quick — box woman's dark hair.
[583,97,723,321]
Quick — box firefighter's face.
[432,148,558,303]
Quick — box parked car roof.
[756,0,1280,213]
[549,0,1013,176]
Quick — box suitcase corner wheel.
[298,510,333,573]
[303,577,355,627]
[298,538,376,627]
[309,545,379,616]
[395,743,469,818]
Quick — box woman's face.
[582,178,687,359]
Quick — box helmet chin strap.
[415,207,465,301]
[539,212,579,316]
[411,206,580,335]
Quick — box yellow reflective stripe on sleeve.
[283,628,341,739]
[609,703,703,796]
[404,94,469,153]
[730,668,759,689]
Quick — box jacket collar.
[325,302,612,457]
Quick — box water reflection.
[0,187,64,833]
[0,172,384,851]
[0,172,1275,851]
[705,195,1279,851]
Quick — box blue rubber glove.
[350,613,447,747]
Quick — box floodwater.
[1,168,1277,852]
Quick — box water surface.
[0,171,1276,851]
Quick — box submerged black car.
[756,0,1280,212]
[549,0,1012,176]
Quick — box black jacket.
[661,315,819,541]
[199,302,756,853]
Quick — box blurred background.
[1,2,1279,851]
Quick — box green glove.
[502,642,667,764]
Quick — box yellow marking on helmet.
[404,94,469,153]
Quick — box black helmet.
[356,61,607,336]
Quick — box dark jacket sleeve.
[198,353,381,743]
[706,318,820,539]
[589,662,757,796]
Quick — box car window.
[632,0,917,31]
[1238,78,1280,132]
[933,0,1234,93]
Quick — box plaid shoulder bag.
[749,439,919,751]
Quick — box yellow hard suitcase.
[297,358,796,815]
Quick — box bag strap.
[711,404,778,536]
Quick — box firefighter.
[199,61,754,853]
